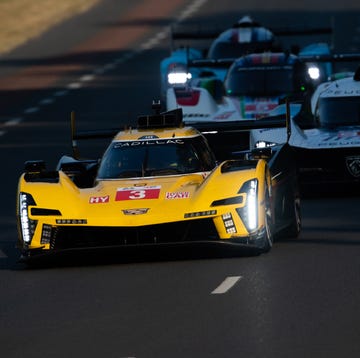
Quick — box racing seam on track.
[211,276,243,294]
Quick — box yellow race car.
[16,105,301,262]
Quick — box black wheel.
[281,194,301,238]
[260,185,273,253]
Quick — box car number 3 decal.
[116,186,161,200]
[129,190,146,199]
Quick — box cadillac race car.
[16,105,301,262]
[250,67,360,190]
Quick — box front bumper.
[18,222,268,263]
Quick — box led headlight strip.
[19,192,38,244]
[256,141,276,148]
[167,64,192,85]
[236,179,258,232]
[167,71,192,85]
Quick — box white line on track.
[113,57,126,65]
[93,67,105,75]
[178,0,208,21]
[141,38,159,50]
[211,276,242,294]
[103,63,117,71]
[155,30,168,40]
[54,90,69,97]
[24,107,39,114]
[122,52,136,61]
[39,98,55,105]
[80,74,95,82]
[67,82,82,89]
[4,117,23,126]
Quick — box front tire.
[283,195,301,238]
[260,186,273,253]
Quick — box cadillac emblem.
[345,156,360,178]
[122,208,149,215]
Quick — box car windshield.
[97,135,217,179]
[225,66,294,96]
[318,96,360,127]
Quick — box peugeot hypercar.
[250,67,360,190]
[17,106,301,262]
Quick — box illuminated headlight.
[167,71,192,85]
[308,65,320,80]
[222,213,237,234]
[41,224,52,244]
[256,141,276,149]
[236,179,258,232]
[18,192,37,244]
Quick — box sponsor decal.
[89,195,109,204]
[213,111,236,120]
[138,135,159,139]
[346,156,360,178]
[122,208,149,215]
[323,131,360,142]
[116,186,161,200]
[325,89,360,96]
[114,139,184,147]
[183,113,210,118]
[244,100,278,119]
[175,89,201,106]
[202,171,210,179]
[165,191,190,199]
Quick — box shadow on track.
[10,243,262,270]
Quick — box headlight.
[167,63,192,85]
[255,141,276,148]
[307,65,320,80]
[222,212,237,234]
[18,192,37,244]
[167,71,192,85]
[236,179,258,232]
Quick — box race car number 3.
[116,186,161,200]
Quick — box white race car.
[167,49,332,124]
[250,68,360,189]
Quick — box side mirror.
[251,147,272,160]
[24,160,46,173]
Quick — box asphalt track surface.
[1,1,360,357]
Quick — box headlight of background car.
[167,64,192,85]
[307,63,321,81]
[18,192,37,244]
[255,141,277,148]
[236,179,258,232]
